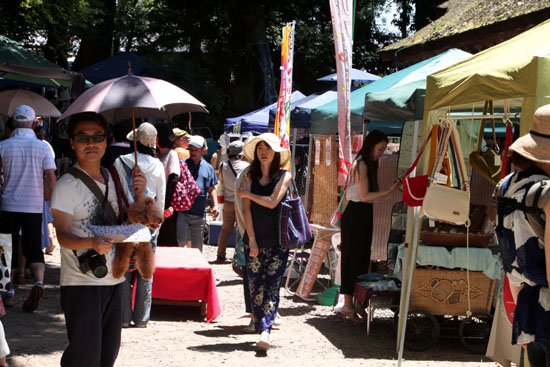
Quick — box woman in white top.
[114,122,166,328]
[340,130,399,320]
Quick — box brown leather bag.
[469,101,501,184]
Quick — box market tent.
[424,18,550,135]
[396,19,550,364]
[224,91,306,134]
[0,36,81,88]
[79,52,166,84]
[310,48,472,134]
[317,68,380,83]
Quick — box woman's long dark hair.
[354,130,388,192]
[248,141,281,181]
[155,123,176,149]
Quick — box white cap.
[188,135,206,149]
[13,105,36,123]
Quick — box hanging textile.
[329,0,353,186]
[274,22,296,157]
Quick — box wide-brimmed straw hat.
[173,128,190,139]
[127,122,157,149]
[242,133,290,166]
[510,104,550,163]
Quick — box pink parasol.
[58,70,208,168]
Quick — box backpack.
[171,160,201,211]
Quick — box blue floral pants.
[245,245,289,332]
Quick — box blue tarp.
[79,52,165,84]
[224,90,306,134]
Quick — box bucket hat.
[227,140,244,156]
[510,104,550,163]
[173,128,190,138]
[242,133,290,166]
[126,122,157,148]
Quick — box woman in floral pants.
[238,133,292,352]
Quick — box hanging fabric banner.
[329,0,353,186]
[274,22,296,157]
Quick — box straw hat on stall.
[242,133,291,166]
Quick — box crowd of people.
[1,100,550,367]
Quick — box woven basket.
[420,232,491,248]
[409,267,496,316]
[310,134,339,226]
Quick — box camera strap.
[67,166,119,225]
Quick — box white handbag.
[421,122,471,225]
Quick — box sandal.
[341,305,357,321]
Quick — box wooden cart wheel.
[458,313,493,354]
[402,309,440,351]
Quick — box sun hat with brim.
[510,104,550,163]
[173,128,190,138]
[127,122,157,149]
[242,133,291,166]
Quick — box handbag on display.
[421,122,471,226]
[401,126,441,207]
[171,160,201,211]
[279,179,313,249]
[469,100,502,184]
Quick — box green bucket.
[316,286,339,306]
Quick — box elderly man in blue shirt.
[177,135,218,251]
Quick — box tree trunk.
[72,0,116,70]
[228,2,276,113]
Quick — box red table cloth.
[152,247,221,322]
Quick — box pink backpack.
[171,160,201,211]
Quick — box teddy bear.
[111,196,164,280]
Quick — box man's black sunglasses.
[74,134,107,143]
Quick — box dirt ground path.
[3,244,501,367]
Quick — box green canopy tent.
[396,18,550,366]
[0,36,82,88]
[310,48,471,134]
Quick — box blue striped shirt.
[0,128,56,213]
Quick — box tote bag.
[421,122,471,226]
[279,180,313,249]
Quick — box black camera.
[78,250,108,278]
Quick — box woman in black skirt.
[340,130,399,320]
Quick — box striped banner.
[274,22,296,153]
[329,0,353,185]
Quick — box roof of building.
[380,0,550,63]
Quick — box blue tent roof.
[79,52,165,84]
[267,89,337,129]
[225,91,306,134]
[317,68,380,83]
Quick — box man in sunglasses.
[51,112,146,367]
[0,105,57,312]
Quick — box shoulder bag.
[279,176,313,249]
[421,121,471,226]
[469,100,501,184]
[401,125,441,207]
[171,160,201,211]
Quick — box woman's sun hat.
[510,104,550,163]
[127,122,157,149]
[242,133,290,166]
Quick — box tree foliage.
[0,0,422,135]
